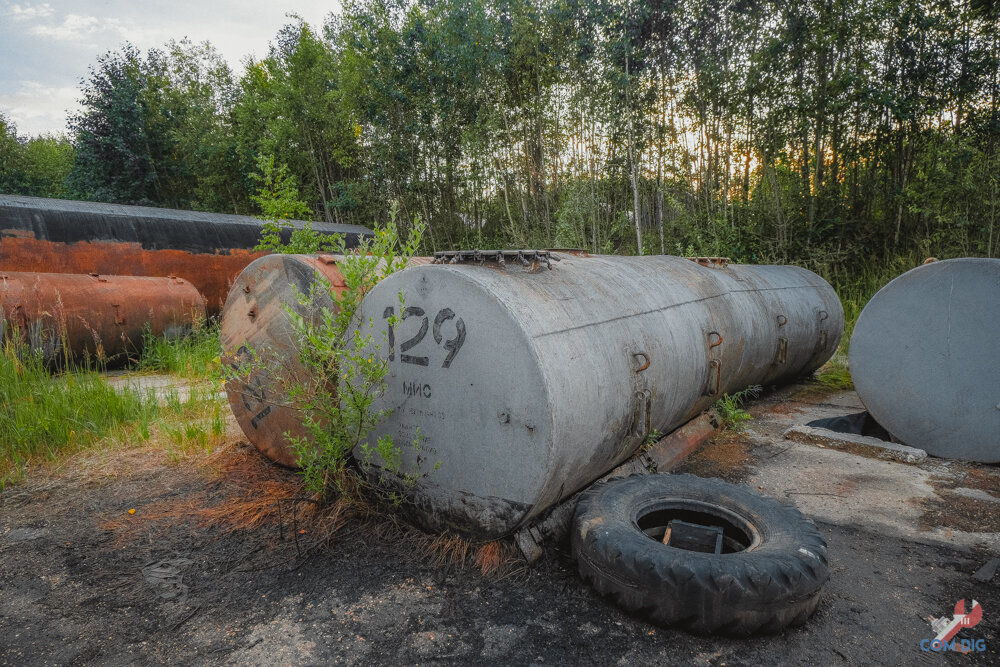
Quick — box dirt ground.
[1,381,998,666]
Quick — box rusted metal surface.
[644,410,721,472]
[686,256,731,269]
[432,249,554,269]
[353,252,844,538]
[0,271,205,364]
[220,254,432,466]
[0,195,374,314]
[849,257,1000,463]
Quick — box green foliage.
[66,44,160,204]
[0,342,160,489]
[235,19,361,224]
[250,154,336,254]
[158,393,228,464]
[144,39,244,212]
[4,0,996,284]
[62,40,246,210]
[0,113,27,194]
[260,207,426,499]
[643,429,664,449]
[137,319,222,379]
[713,385,762,432]
[815,357,854,391]
[20,136,74,198]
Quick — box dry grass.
[473,541,518,577]
[97,435,525,579]
[402,532,522,577]
[100,439,367,544]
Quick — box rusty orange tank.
[0,195,374,314]
[0,271,206,365]
[220,254,432,466]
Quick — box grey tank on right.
[850,258,1000,463]
[352,252,843,539]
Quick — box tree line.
[1,0,998,281]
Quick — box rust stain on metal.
[775,337,788,364]
[687,256,731,269]
[0,236,267,315]
[645,411,722,472]
[632,351,650,372]
[0,270,206,364]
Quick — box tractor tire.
[571,473,828,635]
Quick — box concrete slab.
[783,424,927,463]
[103,372,223,403]
[745,386,1000,553]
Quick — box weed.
[286,209,426,500]
[0,342,160,489]
[643,429,664,449]
[713,385,762,431]
[231,200,429,502]
[815,354,854,390]
[138,319,221,379]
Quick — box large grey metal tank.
[849,258,1000,463]
[352,252,844,538]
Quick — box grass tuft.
[713,385,761,431]
[0,342,160,489]
[137,319,221,378]
[815,354,854,390]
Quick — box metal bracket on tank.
[813,310,830,356]
[704,331,724,396]
[772,314,789,365]
[432,249,554,270]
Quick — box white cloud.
[0,1,344,135]
[6,2,54,20]
[0,80,78,136]
[27,13,119,41]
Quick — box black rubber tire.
[571,473,828,635]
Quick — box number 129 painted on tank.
[382,306,466,368]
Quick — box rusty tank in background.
[220,254,432,466]
[849,257,1000,463]
[0,195,375,314]
[0,271,205,365]
[351,251,844,539]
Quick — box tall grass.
[138,319,222,378]
[816,254,925,389]
[1,318,226,488]
[0,342,160,488]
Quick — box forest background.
[1,0,998,289]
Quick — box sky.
[0,1,340,137]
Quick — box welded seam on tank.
[531,283,832,339]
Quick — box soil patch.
[671,430,754,483]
